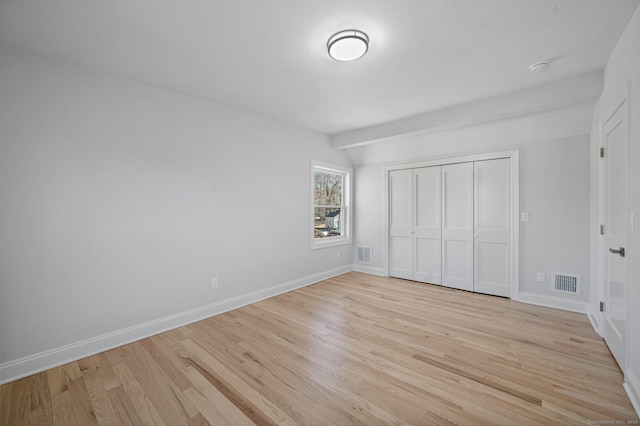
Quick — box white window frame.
[311,161,352,249]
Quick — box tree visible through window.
[312,163,350,247]
[314,169,343,239]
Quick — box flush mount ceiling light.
[327,30,369,62]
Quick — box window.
[311,161,351,249]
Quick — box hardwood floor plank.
[141,336,193,391]
[5,374,30,425]
[112,362,166,425]
[182,366,254,425]
[82,367,119,425]
[66,377,98,425]
[47,363,82,397]
[185,336,295,425]
[182,387,236,426]
[1,272,637,424]
[118,342,191,426]
[50,390,76,426]
[0,381,13,425]
[180,337,296,425]
[26,372,53,425]
[412,352,542,406]
[134,340,199,420]
[185,413,210,426]
[106,385,144,426]
[94,354,121,392]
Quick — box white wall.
[0,46,353,381]
[348,104,593,311]
[590,3,640,413]
[352,164,386,275]
[518,138,590,300]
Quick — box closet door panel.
[414,166,441,284]
[474,158,511,297]
[415,239,440,283]
[476,243,509,289]
[443,240,473,283]
[441,163,474,291]
[389,169,413,279]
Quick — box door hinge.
[600,301,604,312]
[600,224,605,235]
[600,147,605,158]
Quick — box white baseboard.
[352,264,386,276]
[0,265,352,385]
[625,368,640,417]
[586,305,601,336]
[517,292,589,314]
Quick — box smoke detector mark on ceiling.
[528,61,549,74]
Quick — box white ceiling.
[0,0,638,135]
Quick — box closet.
[389,157,512,297]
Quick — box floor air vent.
[357,246,372,264]
[553,273,580,295]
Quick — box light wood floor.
[1,272,637,425]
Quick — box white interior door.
[389,169,413,280]
[602,101,628,370]
[442,163,474,291]
[473,159,511,297]
[414,166,442,284]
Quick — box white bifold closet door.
[389,158,512,298]
[414,167,442,284]
[389,167,441,283]
[474,158,511,297]
[441,163,474,291]
[389,169,413,280]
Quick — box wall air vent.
[553,273,580,295]
[357,246,372,265]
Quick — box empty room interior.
[1,0,640,424]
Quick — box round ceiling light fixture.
[327,30,369,62]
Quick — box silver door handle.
[609,247,625,257]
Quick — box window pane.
[314,207,342,238]
[314,171,343,206]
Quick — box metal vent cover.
[553,273,580,295]
[357,246,372,265]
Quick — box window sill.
[310,237,352,250]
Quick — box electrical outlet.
[536,272,545,282]
[521,212,529,222]
[211,278,218,290]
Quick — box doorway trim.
[598,83,631,369]
[383,150,520,300]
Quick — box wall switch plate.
[211,278,218,290]
[536,272,545,282]
[521,212,529,222]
